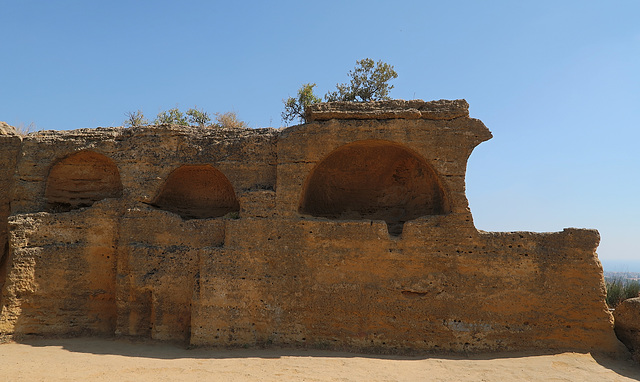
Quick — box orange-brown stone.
[0,102,623,354]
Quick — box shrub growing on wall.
[281,83,322,125]
[123,108,247,128]
[281,58,398,126]
[214,111,247,129]
[155,108,189,126]
[186,107,211,127]
[124,110,148,127]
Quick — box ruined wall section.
[11,128,123,215]
[1,201,120,335]
[110,126,277,342]
[110,126,278,218]
[1,129,125,335]
[190,100,619,352]
[115,208,224,342]
[0,100,622,353]
[0,132,22,312]
[278,100,491,231]
[191,219,619,352]
[1,125,278,341]
[10,126,278,216]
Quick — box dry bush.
[123,108,247,129]
[15,122,36,136]
[124,110,148,127]
[214,111,247,129]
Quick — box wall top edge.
[306,99,469,121]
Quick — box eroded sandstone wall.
[0,100,622,353]
[192,220,615,352]
[1,125,276,341]
[0,131,22,313]
[2,202,119,335]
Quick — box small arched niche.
[152,164,239,219]
[299,140,449,235]
[45,150,123,212]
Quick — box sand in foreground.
[1,338,639,381]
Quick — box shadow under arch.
[45,150,123,212]
[152,164,240,219]
[299,140,450,235]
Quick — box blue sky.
[2,1,639,270]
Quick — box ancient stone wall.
[0,100,623,353]
[0,129,22,313]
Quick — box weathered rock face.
[0,122,18,136]
[0,130,21,316]
[151,165,240,219]
[45,150,123,212]
[0,100,621,353]
[299,140,448,236]
[614,297,640,357]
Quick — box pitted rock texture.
[614,297,640,356]
[0,100,622,354]
[0,132,21,312]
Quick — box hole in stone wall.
[299,140,449,236]
[45,151,123,212]
[152,165,240,219]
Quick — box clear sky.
[2,1,639,271]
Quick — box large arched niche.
[152,164,240,219]
[45,150,123,212]
[299,140,450,235]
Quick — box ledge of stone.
[306,99,469,122]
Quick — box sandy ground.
[1,338,639,382]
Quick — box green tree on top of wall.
[325,58,398,102]
[281,83,322,127]
[281,58,398,125]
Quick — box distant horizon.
[601,260,640,273]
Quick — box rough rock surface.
[614,297,640,356]
[0,122,17,136]
[0,100,622,354]
[306,99,470,121]
[0,132,21,313]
